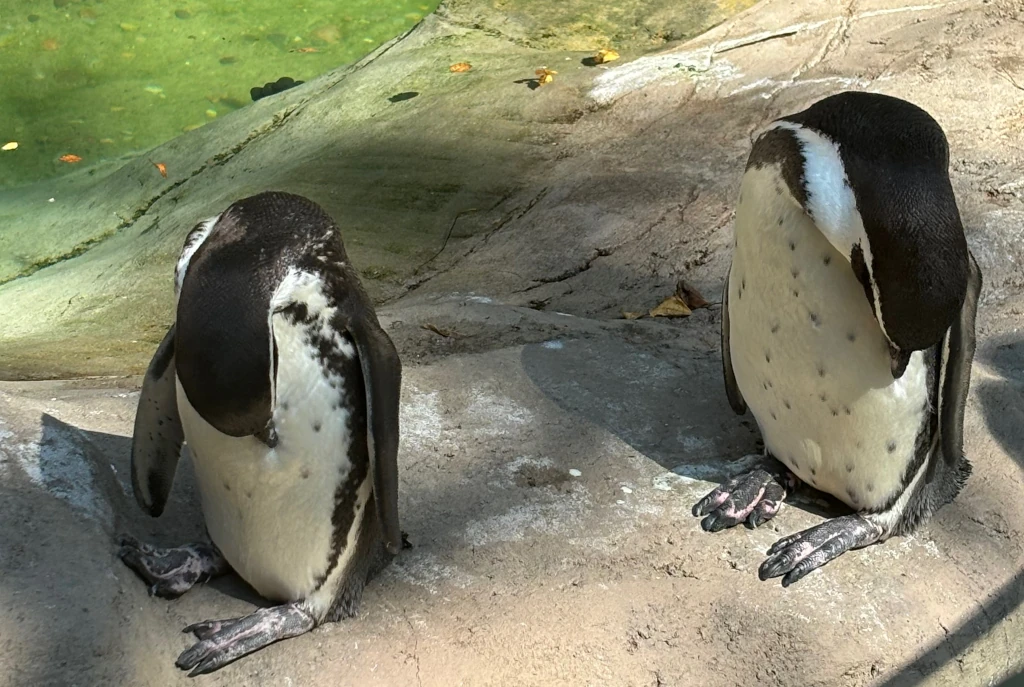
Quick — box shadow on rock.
[874,332,1024,687]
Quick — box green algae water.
[0,0,439,188]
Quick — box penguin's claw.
[758,515,883,587]
[176,604,316,676]
[117,536,230,599]
[692,465,795,532]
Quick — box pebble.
[568,469,582,477]
[621,486,633,494]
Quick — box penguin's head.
[766,91,970,378]
[172,191,342,437]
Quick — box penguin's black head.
[173,191,347,436]
[779,92,970,376]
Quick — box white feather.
[728,165,929,524]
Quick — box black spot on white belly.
[789,241,796,251]
[845,464,854,473]
[765,351,772,363]
[809,312,820,327]
[301,468,310,479]
[823,256,831,266]
[818,392,827,403]
[792,289,800,298]
[771,411,777,420]
[847,332,856,342]
[783,399,791,409]
[791,268,800,279]
[223,481,231,491]
[313,421,322,432]
[886,440,897,453]
[830,408,839,417]
[246,491,253,499]
[770,323,780,334]
[777,218,784,226]
[867,483,875,493]
[844,406,852,415]
[816,364,826,377]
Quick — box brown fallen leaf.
[422,323,454,338]
[621,310,646,320]
[449,61,472,73]
[675,279,709,310]
[294,47,320,53]
[535,68,557,85]
[593,49,620,64]
[648,295,692,319]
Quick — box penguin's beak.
[888,341,911,379]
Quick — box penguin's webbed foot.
[692,462,797,532]
[118,535,230,599]
[176,603,316,676]
[758,515,883,587]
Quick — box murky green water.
[0,0,438,188]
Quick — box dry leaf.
[295,47,320,53]
[648,295,692,318]
[1,141,17,151]
[675,279,709,310]
[422,323,454,338]
[621,310,646,320]
[449,61,472,73]
[58,154,83,163]
[153,161,167,178]
[535,68,557,85]
[594,49,620,64]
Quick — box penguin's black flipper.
[130,324,185,517]
[721,265,748,415]
[344,311,403,556]
[939,249,982,469]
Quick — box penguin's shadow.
[976,332,1024,469]
[519,333,844,521]
[76,417,272,608]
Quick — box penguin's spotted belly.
[176,314,367,603]
[727,167,929,511]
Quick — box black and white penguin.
[119,191,404,674]
[692,91,983,586]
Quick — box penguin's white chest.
[175,314,366,603]
[727,167,930,511]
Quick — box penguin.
[692,91,983,586]
[118,191,404,675]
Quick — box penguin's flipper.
[939,250,982,468]
[130,324,185,517]
[721,264,747,415]
[346,314,403,556]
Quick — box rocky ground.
[2,0,1024,685]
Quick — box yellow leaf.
[648,295,692,318]
[594,49,620,64]
[535,68,557,85]
[675,279,709,310]
[449,61,472,73]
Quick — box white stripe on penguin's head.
[174,214,221,299]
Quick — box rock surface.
[2,0,1024,685]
